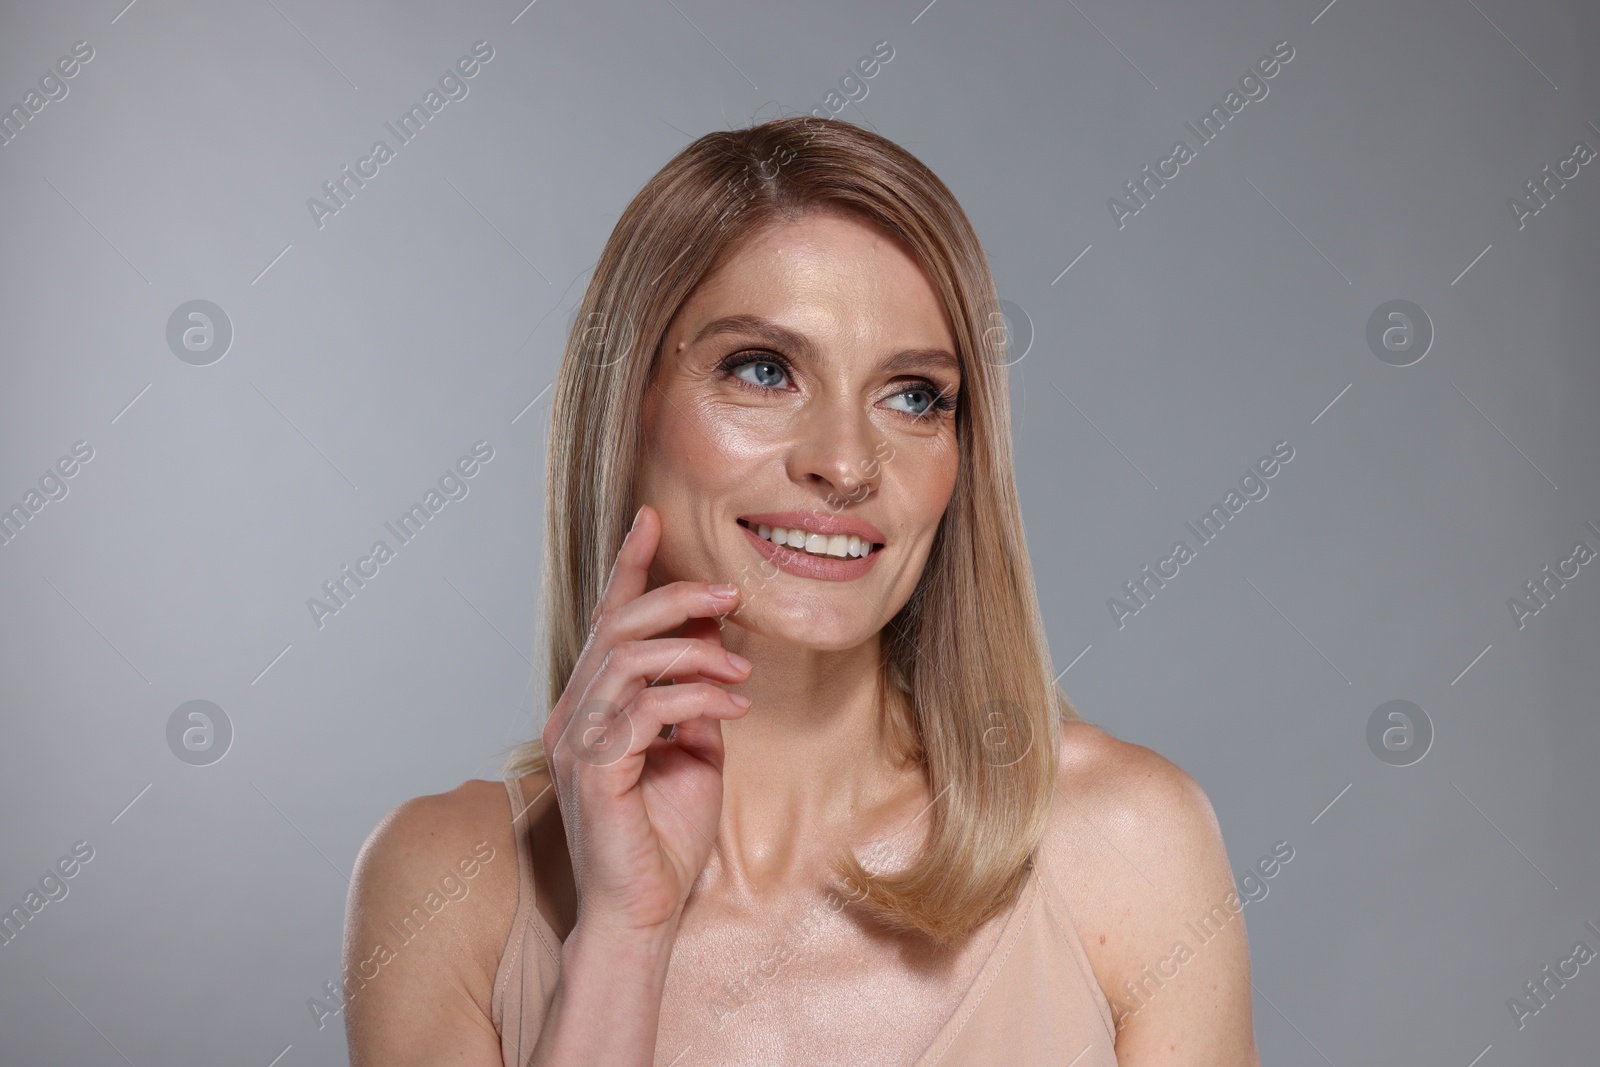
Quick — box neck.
[703,626,927,903]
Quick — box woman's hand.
[542,503,752,941]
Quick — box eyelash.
[716,351,958,421]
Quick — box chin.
[728,600,877,652]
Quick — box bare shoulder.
[342,775,545,1066]
[1041,721,1224,918]
[1040,720,1259,1063]
[1049,719,1221,845]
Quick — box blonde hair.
[501,115,1084,945]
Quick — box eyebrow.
[690,314,961,378]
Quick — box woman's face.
[634,209,962,650]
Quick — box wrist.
[562,915,678,971]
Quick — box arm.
[344,777,682,1067]
[1099,751,1259,1064]
[347,504,740,1064]
[527,919,677,1065]
[343,787,506,1066]
[1047,726,1260,1065]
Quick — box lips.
[735,511,886,547]
[735,519,883,581]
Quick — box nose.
[788,401,883,507]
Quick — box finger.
[550,638,747,762]
[568,581,740,716]
[591,581,740,650]
[559,682,748,772]
[665,615,729,687]
[652,687,743,770]
[593,503,658,631]
[629,683,748,762]
[600,637,749,693]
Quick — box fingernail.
[630,506,644,532]
[710,583,738,598]
[726,650,753,672]
[729,692,752,708]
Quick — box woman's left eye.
[885,386,943,418]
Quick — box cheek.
[640,389,705,495]
[648,396,773,477]
[893,441,959,576]
[893,437,960,519]
[639,397,773,555]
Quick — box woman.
[343,116,1259,1065]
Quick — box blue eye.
[886,386,952,418]
[716,351,957,421]
[729,356,788,389]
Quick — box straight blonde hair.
[502,115,1083,946]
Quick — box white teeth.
[746,521,875,559]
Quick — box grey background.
[1,0,1596,1063]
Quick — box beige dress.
[490,776,1120,1066]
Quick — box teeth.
[749,521,875,559]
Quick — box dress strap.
[1034,853,1118,1042]
[490,776,542,1049]
[501,776,535,890]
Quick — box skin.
[342,209,1260,1065]
[629,207,964,899]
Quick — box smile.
[736,518,882,559]
[734,517,885,582]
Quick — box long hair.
[501,115,1084,946]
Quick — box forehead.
[672,211,956,353]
